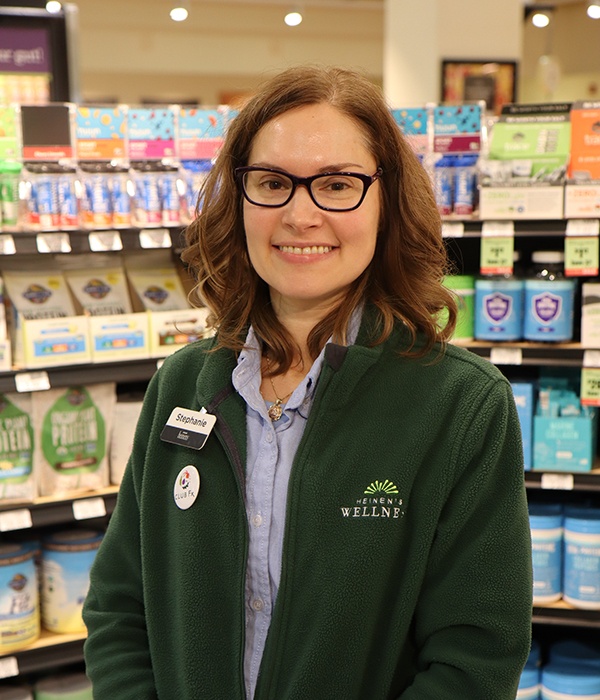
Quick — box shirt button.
[252,514,263,527]
[265,432,274,443]
[252,598,264,612]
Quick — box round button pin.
[173,465,200,510]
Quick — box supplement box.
[533,410,598,472]
[511,382,534,471]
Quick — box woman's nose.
[281,184,322,225]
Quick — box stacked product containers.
[474,250,576,343]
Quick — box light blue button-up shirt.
[232,313,360,699]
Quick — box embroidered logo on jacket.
[340,480,405,519]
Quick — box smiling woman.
[83,65,533,700]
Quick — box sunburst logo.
[364,479,399,495]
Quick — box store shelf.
[0,226,187,256]
[455,340,588,367]
[525,470,600,492]
[0,486,119,531]
[0,631,85,679]
[0,357,161,394]
[533,601,600,628]
[442,219,570,239]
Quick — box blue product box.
[511,382,534,471]
[533,410,598,472]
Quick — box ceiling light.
[284,10,303,26]
[588,2,600,19]
[531,10,551,27]
[170,6,188,21]
[45,1,62,13]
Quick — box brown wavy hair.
[182,64,457,372]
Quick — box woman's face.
[242,102,381,317]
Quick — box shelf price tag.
[564,236,599,277]
[442,222,464,238]
[489,346,522,366]
[541,473,574,491]
[36,232,72,254]
[0,509,32,532]
[0,656,18,679]
[480,236,515,276]
[581,367,600,406]
[0,234,16,255]
[89,230,123,252]
[14,371,50,393]
[566,219,600,236]
[73,497,107,521]
[139,228,172,249]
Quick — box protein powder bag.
[32,383,116,497]
[0,392,35,503]
[126,259,189,311]
[64,266,132,316]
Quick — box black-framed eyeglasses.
[234,166,383,212]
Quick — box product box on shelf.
[148,306,211,358]
[533,408,598,472]
[479,102,571,220]
[533,412,598,472]
[581,282,600,348]
[88,312,150,363]
[511,382,535,471]
[564,101,600,218]
[22,315,91,369]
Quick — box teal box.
[533,411,598,472]
[511,382,534,471]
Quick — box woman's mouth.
[277,245,334,255]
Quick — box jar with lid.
[523,250,576,342]
[474,251,524,341]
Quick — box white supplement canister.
[41,529,103,634]
[0,543,39,653]
[529,503,563,604]
[564,507,600,610]
[34,672,92,700]
[524,251,576,342]
[542,663,600,700]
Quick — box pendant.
[268,400,283,422]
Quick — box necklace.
[265,360,293,421]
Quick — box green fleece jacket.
[83,319,533,700]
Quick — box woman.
[83,65,532,699]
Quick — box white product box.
[148,307,211,357]
[479,186,564,220]
[109,398,144,485]
[564,183,600,219]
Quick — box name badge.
[160,406,216,450]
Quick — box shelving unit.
[446,216,600,641]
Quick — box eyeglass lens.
[241,170,366,210]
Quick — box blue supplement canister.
[542,663,600,699]
[475,275,524,341]
[0,543,40,653]
[518,664,540,699]
[41,529,103,633]
[524,251,576,342]
[549,639,600,670]
[563,507,600,610]
[529,503,563,604]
